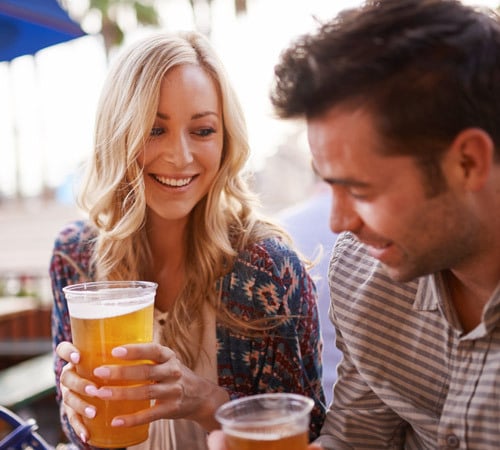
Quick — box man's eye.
[150,127,164,137]
[195,128,215,137]
[349,191,369,200]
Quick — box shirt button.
[446,434,459,448]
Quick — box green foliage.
[134,2,159,26]
[84,0,160,54]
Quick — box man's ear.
[449,128,494,191]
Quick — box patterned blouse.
[50,220,326,449]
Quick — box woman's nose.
[329,189,363,234]
[162,133,194,167]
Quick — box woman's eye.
[150,127,164,137]
[194,127,216,137]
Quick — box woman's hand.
[91,342,230,430]
[206,430,324,450]
[56,341,102,444]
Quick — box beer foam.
[226,430,284,441]
[68,294,154,319]
[226,425,301,441]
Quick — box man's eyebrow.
[311,161,369,187]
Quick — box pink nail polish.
[70,352,80,364]
[94,366,111,378]
[85,385,98,396]
[97,387,113,398]
[112,346,127,357]
[111,418,125,427]
[85,406,96,419]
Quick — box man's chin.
[380,264,421,283]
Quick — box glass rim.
[215,393,314,428]
[62,280,158,294]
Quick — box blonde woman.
[50,31,325,450]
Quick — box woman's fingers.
[93,343,181,383]
[60,362,98,397]
[108,342,174,363]
[56,341,80,363]
[108,396,195,428]
[206,430,227,450]
[63,403,90,444]
[62,383,96,419]
[59,359,101,443]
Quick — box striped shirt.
[316,232,500,450]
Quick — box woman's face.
[137,64,224,226]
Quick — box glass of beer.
[215,393,314,450]
[63,280,157,448]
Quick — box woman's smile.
[150,174,197,189]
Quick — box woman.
[50,31,325,450]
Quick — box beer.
[216,393,314,450]
[64,281,157,448]
[224,426,308,450]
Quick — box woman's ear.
[449,128,494,191]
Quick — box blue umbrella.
[0,0,86,62]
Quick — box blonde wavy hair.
[77,31,292,367]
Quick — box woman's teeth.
[153,175,192,187]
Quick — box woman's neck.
[145,213,189,312]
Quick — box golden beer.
[216,393,314,450]
[64,281,157,448]
[224,426,308,450]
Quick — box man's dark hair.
[271,0,500,172]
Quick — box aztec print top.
[50,220,326,449]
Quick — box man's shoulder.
[331,231,371,267]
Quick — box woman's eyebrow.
[156,111,219,120]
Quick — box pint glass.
[215,393,314,450]
[63,280,157,448]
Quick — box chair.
[0,405,53,449]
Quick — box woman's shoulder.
[233,236,307,285]
[50,220,97,283]
[238,236,302,268]
[53,219,97,254]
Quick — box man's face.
[307,105,475,282]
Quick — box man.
[208,0,500,448]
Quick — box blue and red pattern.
[49,220,326,449]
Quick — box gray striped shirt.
[316,232,500,450]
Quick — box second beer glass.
[215,393,314,450]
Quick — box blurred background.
[0,0,498,447]
[0,0,358,303]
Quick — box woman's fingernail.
[84,406,96,419]
[94,367,111,378]
[85,385,98,396]
[111,418,125,427]
[80,432,87,443]
[96,387,113,398]
[112,346,127,357]
[70,352,80,364]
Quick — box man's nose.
[329,189,363,234]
